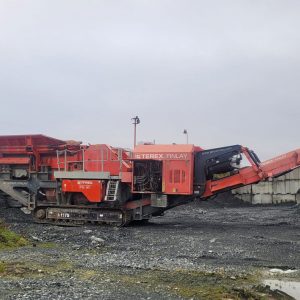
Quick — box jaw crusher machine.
[0,134,299,225]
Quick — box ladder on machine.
[105,180,120,201]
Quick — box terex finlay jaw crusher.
[0,134,299,226]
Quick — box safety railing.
[56,146,132,173]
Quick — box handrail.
[56,146,131,173]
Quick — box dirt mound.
[197,192,252,208]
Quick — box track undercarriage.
[33,205,132,226]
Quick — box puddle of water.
[269,268,297,274]
[264,279,300,299]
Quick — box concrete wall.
[232,168,300,204]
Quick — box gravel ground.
[0,195,299,299]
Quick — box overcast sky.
[0,1,299,159]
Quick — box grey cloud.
[0,0,299,160]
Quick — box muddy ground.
[0,195,299,299]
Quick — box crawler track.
[33,206,132,227]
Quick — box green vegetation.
[0,257,284,299]
[0,262,6,273]
[104,269,267,300]
[0,259,74,277]
[36,242,57,249]
[0,221,28,249]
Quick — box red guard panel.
[62,179,104,202]
[163,158,192,194]
[0,157,30,164]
